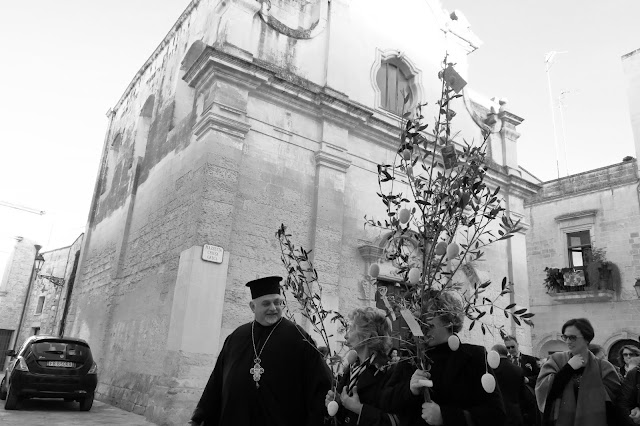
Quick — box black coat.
[191,318,331,426]
[334,355,410,426]
[515,353,540,387]
[514,353,539,426]
[378,343,506,426]
[494,358,525,426]
[619,366,640,424]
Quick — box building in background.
[68,1,538,423]
[15,234,84,347]
[0,237,40,369]
[0,234,83,370]
[525,48,640,367]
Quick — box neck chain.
[250,318,283,388]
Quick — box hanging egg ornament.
[481,373,496,393]
[435,241,447,256]
[327,400,339,416]
[345,350,358,366]
[408,268,421,285]
[402,149,412,161]
[447,334,460,351]
[446,242,460,259]
[398,208,411,224]
[369,263,380,278]
[406,165,413,177]
[487,350,500,369]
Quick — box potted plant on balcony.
[585,247,613,290]
[544,267,565,293]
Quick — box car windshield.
[32,341,90,361]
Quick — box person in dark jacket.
[620,364,640,424]
[375,291,506,425]
[492,344,525,426]
[325,307,409,425]
[504,335,539,426]
[190,276,330,426]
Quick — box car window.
[33,341,91,361]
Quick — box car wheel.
[4,382,19,410]
[78,392,94,411]
[0,378,6,400]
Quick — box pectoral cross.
[250,360,264,388]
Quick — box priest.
[190,276,331,426]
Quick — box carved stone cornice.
[193,109,251,140]
[314,150,351,173]
[357,244,384,263]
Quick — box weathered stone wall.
[0,238,38,359]
[526,160,640,357]
[16,245,70,345]
[69,1,538,424]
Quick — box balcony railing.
[545,267,615,303]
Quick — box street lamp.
[34,253,45,273]
[36,257,66,287]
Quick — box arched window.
[372,50,422,117]
[376,62,412,115]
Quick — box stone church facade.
[68,1,539,423]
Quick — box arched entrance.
[539,339,568,358]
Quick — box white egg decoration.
[446,242,460,259]
[327,400,339,416]
[369,263,380,278]
[398,208,411,224]
[481,373,496,393]
[408,268,421,284]
[447,334,460,351]
[487,350,500,369]
[435,241,447,256]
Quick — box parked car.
[0,335,97,410]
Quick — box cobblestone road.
[0,397,155,425]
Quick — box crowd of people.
[188,276,640,426]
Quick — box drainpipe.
[14,245,42,349]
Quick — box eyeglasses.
[505,345,516,349]
[623,353,636,357]
[560,334,582,343]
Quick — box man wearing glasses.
[504,335,540,426]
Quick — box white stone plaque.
[202,244,224,264]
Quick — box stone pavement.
[0,397,155,425]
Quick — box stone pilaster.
[498,110,524,177]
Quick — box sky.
[0,0,638,276]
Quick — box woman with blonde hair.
[324,307,410,425]
[536,318,622,425]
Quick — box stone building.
[525,48,640,365]
[15,234,84,347]
[68,1,538,423]
[0,237,40,369]
[0,234,83,370]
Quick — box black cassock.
[191,318,331,426]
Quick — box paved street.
[0,392,154,425]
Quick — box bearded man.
[190,276,330,426]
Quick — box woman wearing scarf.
[324,307,409,425]
[535,318,622,426]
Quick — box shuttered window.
[376,62,412,115]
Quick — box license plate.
[47,361,75,368]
